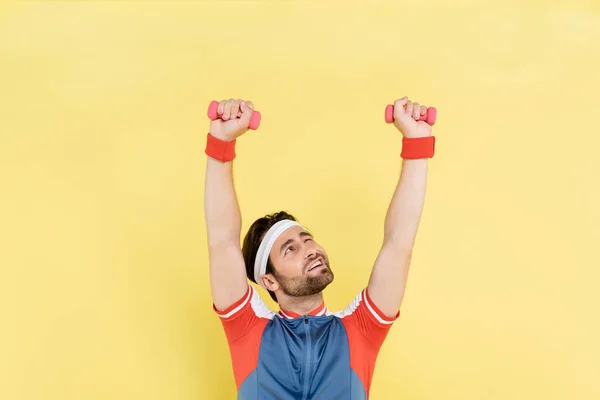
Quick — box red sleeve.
[213,285,274,389]
[338,288,399,344]
[337,288,399,395]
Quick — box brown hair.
[242,211,297,303]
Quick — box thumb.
[239,101,254,127]
[393,97,410,121]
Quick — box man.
[204,97,435,399]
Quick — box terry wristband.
[205,133,236,162]
[401,136,435,159]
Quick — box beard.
[276,258,334,298]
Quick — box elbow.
[207,233,241,249]
[383,235,414,255]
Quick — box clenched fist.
[392,96,433,139]
[210,98,255,142]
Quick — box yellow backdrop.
[1,1,598,399]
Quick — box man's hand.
[210,98,255,142]
[392,96,433,139]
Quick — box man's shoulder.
[330,288,399,326]
[214,285,277,344]
[214,284,276,321]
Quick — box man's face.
[267,225,334,297]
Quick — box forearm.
[383,158,428,250]
[204,157,242,247]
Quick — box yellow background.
[1,1,598,399]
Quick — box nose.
[303,242,316,259]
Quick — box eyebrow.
[279,231,313,255]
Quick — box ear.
[260,274,279,292]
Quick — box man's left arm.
[367,96,435,318]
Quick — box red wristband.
[205,133,236,162]
[401,136,435,159]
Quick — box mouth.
[307,257,325,272]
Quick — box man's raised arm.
[367,96,436,318]
[204,99,255,311]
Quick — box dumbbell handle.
[207,100,261,130]
[385,104,437,126]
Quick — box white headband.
[253,219,302,288]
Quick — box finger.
[245,101,254,110]
[218,100,227,115]
[412,102,420,119]
[230,99,241,120]
[420,105,427,115]
[405,100,414,117]
[223,98,234,120]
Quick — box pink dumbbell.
[207,100,261,130]
[385,104,437,126]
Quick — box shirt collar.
[278,303,328,319]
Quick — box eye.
[285,246,294,254]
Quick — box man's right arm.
[205,156,248,311]
[204,99,255,311]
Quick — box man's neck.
[278,292,324,316]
